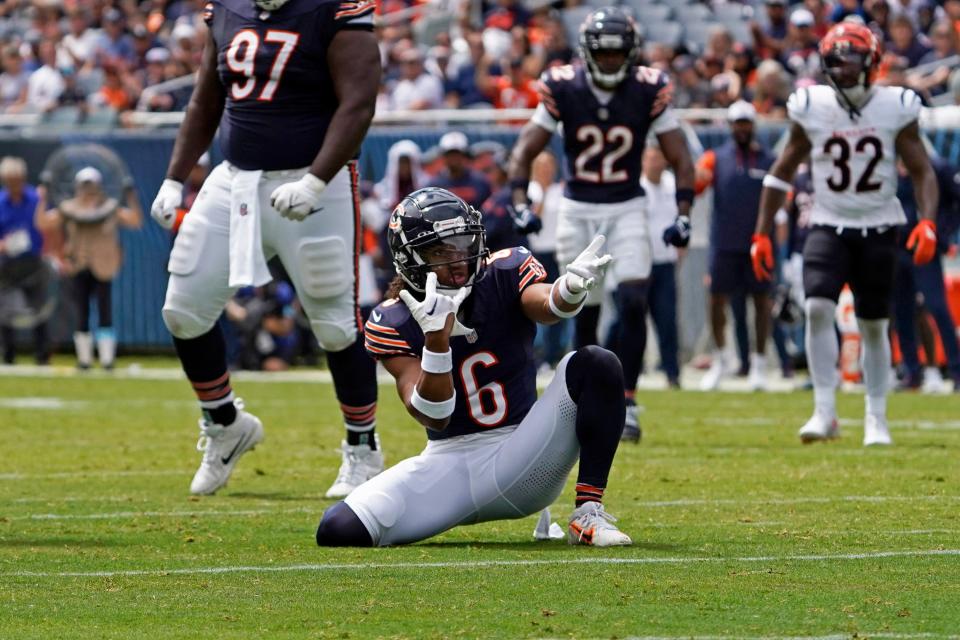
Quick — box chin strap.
[827,74,869,121]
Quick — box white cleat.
[863,414,893,446]
[798,412,839,444]
[748,353,768,391]
[922,367,946,394]
[567,501,633,547]
[324,436,385,499]
[190,400,264,495]
[700,356,727,391]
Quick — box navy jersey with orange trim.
[365,247,549,440]
[205,0,374,171]
[538,64,672,204]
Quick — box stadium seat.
[683,21,714,52]
[724,20,754,46]
[674,3,714,22]
[625,2,674,23]
[413,12,452,48]
[714,3,755,22]
[84,108,118,128]
[643,21,684,47]
[562,6,594,46]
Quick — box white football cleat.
[325,436,384,499]
[863,414,893,446]
[922,367,946,394]
[798,412,839,444]
[190,400,264,495]
[567,501,632,547]
[748,353,768,391]
[699,354,727,391]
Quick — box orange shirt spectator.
[490,59,539,109]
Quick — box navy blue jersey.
[786,167,814,256]
[481,186,529,252]
[896,157,960,252]
[205,0,374,171]
[537,64,674,204]
[365,247,549,440]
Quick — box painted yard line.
[634,495,960,507]
[6,507,315,521]
[616,635,959,640]
[0,470,187,480]
[7,549,960,579]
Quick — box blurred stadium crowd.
[1,0,959,124]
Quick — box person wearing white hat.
[695,100,777,392]
[35,166,142,370]
[428,131,491,210]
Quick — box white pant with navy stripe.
[162,161,362,351]
[344,352,581,546]
[555,196,652,305]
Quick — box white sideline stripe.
[9,507,315,521]
[0,470,186,480]
[7,549,960,579]
[635,495,960,507]
[619,635,959,640]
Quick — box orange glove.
[750,233,774,282]
[170,208,188,234]
[906,219,937,265]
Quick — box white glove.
[150,179,183,230]
[563,234,613,295]
[269,173,327,221]
[399,272,474,337]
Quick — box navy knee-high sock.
[615,281,649,394]
[327,338,379,449]
[565,345,625,506]
[173,324,236,426]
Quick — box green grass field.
[1,368,959,639]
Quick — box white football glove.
[563,234,613,295]
[269,173,327,221]
[399,272,475,337]
[150,179,183,230]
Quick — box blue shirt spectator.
[0,182,42,259]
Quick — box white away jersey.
[787,84,921,228]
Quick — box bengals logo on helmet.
[819,22,882,68]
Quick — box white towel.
[228,169,271,288]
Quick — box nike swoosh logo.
[372,310,382,322]
[221,433,253,466]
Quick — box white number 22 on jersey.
[225,29,300,101]
[574,125,634,183]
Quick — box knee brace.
[162,303,218,340]
[311,320,357,352]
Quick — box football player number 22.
[574,125,634,183]
[226,29,300,101]
[460,352,507,427]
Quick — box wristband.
[410,387,456,419]
[675,187,694,207]
[549,279,585,319]
[762,174,793,192]
[420,347,453,374]
[557,275,588,304]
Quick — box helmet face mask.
[579,8,639,90]
[389,188,489,296]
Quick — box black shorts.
[709,250,771,296]
[802,225,897,320]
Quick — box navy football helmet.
[579,7,640,90]
[388,187,488,294]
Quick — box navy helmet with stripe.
[388,187,489,294]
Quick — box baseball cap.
[439,131,470,154]
[103,8,124,23]
[171,22,197,42]
[765,0,787,5]
[75,167,103,185]
[145,47,170,64]
[790,8,815,27]
[727,100,757,123]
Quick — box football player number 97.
[460,352,508,427]
[225,29,300,102]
